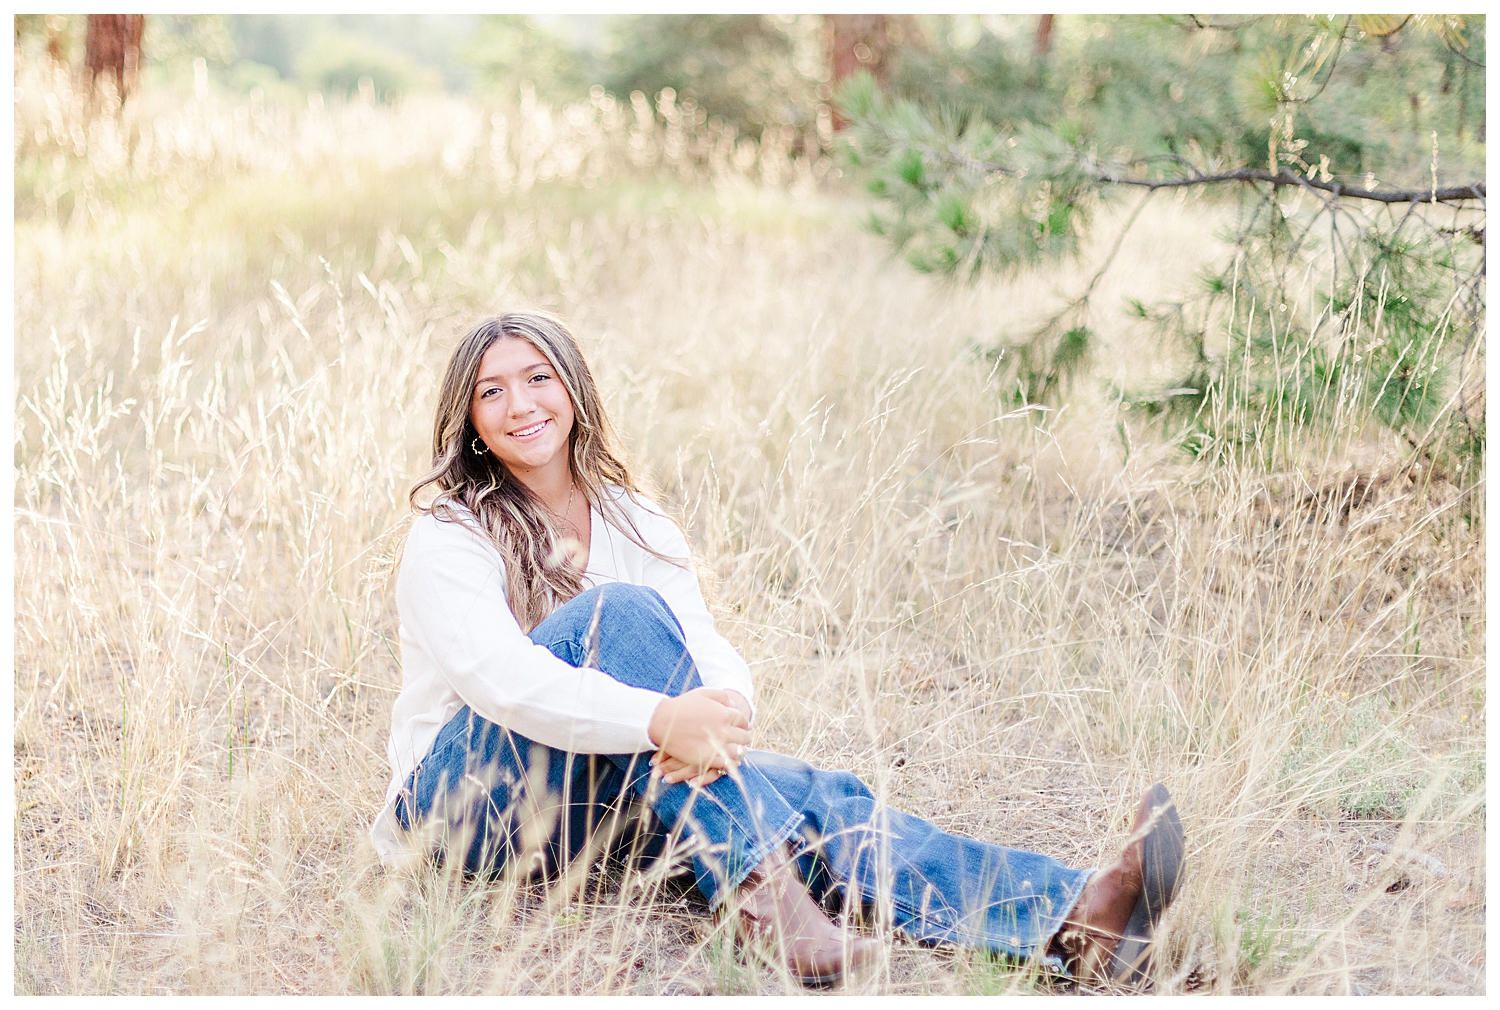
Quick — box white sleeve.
[396,514,666,755]
[636,509,757,717]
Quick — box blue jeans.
[395,584,1092,967]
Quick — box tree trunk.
[829,14,889,85]
[826,14,921,128]
[1035,14,1055,56]
[84,14,145,102]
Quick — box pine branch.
[924,139,1486,206]
[1103,167,1485,205]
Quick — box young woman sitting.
[370,310,1186,987]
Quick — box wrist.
[647,695,675,748]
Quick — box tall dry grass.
[13,63,1485,995]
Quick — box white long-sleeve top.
[369,486,754,862]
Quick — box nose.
[508,383,537,417]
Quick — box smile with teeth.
[509,419,550,439]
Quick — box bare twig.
[1102,167,1485,206]
[948,140,1485,206]
[1080,189,1156,302]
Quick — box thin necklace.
[545,482,579,535]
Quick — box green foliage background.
[836,15,1484,486]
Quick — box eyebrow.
[474,362,553,387]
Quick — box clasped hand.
[646,687,751,788]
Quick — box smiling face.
[470,336,576,485]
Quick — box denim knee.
[532,583,700,697]
[587,583,683,635]
[552,584,686,650]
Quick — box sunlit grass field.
[13,65,1485,995]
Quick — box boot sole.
[1107,783,1185,986]
[790,947,879,987]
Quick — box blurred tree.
[19,14,241,97]
[328,15,477,93]
[144,15,235,71]
[84,14,145,101]
[296,37,442,102]
[218,15,472,98]
[14,14,83,67]
[225,14,299,78]
[841,14,1486,483]
[1034,14,1054,55]
[465,14,594,103]
[598,15,826,134]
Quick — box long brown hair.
[410,311,667,630]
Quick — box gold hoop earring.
[471,437,490,456]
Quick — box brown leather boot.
[1052,783,1185,987]
[728,843,880,986]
